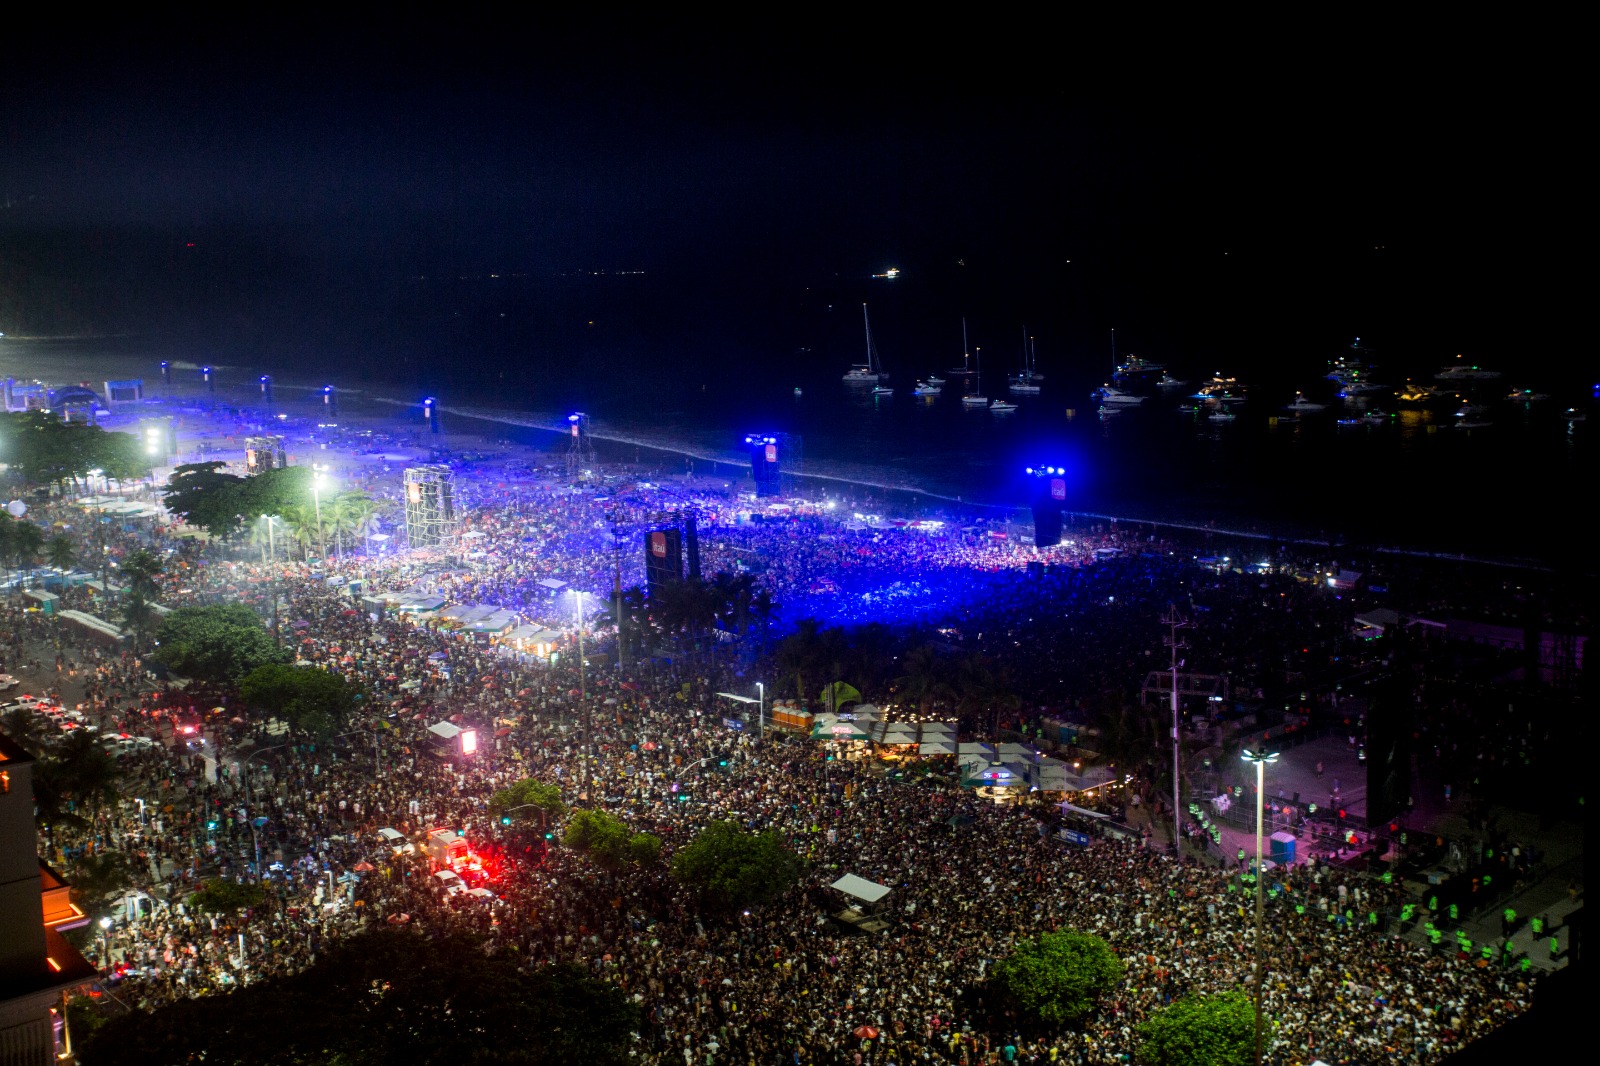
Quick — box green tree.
[152,604,289,683]
[118,593,160,652]
[669,819,803,911]
[0,706,50,753]
[490,778,566,823]
[68,852,133,911]
[118,548,164,601]
[45,533,76,573]
[563,809,644,870]
[238,662,359,733]
[1135,990,1258,1066]
[161,461,249,537]
[187,879,267,913]
[47,730,123,812]
[991,929,1125,1026]
[78,930,640,1066]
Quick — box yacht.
[1436,357,1501,381]
[843,303,889,383]
[1505,388,1550,403]
[1008,377,1041,395]
[1563,408,1587,423]
[925,375,946,386]
[989,399,1018,413]
[1284,392,1327,412]
[1015,328,1045,382]
[1157,372,1189,389]
[1396,380,1445,404]
[912,381,942,396]
[872,384,894,396]
[1207,409,1236,423]
[1359,409,1391,424]
[1113,354,1164,379]
[1094,384,1145,406]
[1196,374,1248,403]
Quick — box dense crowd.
[7,431,1559,1065]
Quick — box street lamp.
[1241,747,1279,1066]
[98,916,112,972]
[244,742,293,872]
[312,468,329,559]
[572,590,589,801]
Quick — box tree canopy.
[668,819,802,911]
[162,462,315,539]
[239,662,359,734]
[990,929,1125,1026]
[1135,990,1258,1066]
[489,777,566,822]
[187,878,267,914]
[152,603,288,683]
[563,809,659,870]
[78,929,641,1066]
[0,410,150,486]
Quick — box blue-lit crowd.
[7,423,1552,1066]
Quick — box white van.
[432,869,465,896]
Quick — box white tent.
[919,722,955,736]
[957,741,995,758]
[427,721,462,740]
[997,742,1039,761]
[918,740,957,756]
[829,873,892,904]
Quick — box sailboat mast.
[962,317,971,372]
[1110,328,1116,373]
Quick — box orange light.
[47,957,62,972]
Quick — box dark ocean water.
[6,283,1594,568]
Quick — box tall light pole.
[260,515,282,645]
[244,741,293,872]
[1163,607,1188,855]
[756,681,765,735]
[1242,747,1279,1066]
[573,591,589,801]
[312,469,328,560]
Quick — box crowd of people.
[6,415,1566,1065]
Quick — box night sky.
[0,22,1578,390]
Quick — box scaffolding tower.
[404,465,458,550]
[566,412,597,480]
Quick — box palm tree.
[776,618,825,705]
[119,548,164,602]
[0,707,50,753]
[51,730,122,813]
[328,491,378,560]
[120,593,160,651]
[8,520,44,587]
[895,644,953,717]
[45,534,77,575]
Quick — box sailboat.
[843,303,889,383]
[948,318,977,377]
[1009,328,1042,395]
[962,345,990,407]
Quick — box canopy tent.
[426,722,462,740]
[536,578,569,592]
[877,729,919,745]
[813,721,870,740]
[465,609,517,634]
[961,762,1029,788]
[956,742,995,758]
[918,740,957,756]
[1059,802,1111,820]
[393,593,447,613]
[996,742,1040,761]
[829,874,892,904]
[919,722,955,736]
